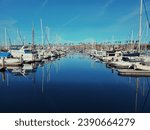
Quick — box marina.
[0,53,150,113]
[0,0,150,113]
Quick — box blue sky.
[0,0,150,45]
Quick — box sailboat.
[36,19,50,59]
[122,0,143,58]
[9,27,39,63]
[0,28,23,67]
[133,0,150,71]
[107,0,145,69]
[9,45,37,63]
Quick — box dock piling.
[2,58,5,69]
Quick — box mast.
[145,22,149,51]
[5,28,7,49]
[47,27,50,44]
[40,19,44,47]
[17,28,19,45]
[112,35,114,51]
[146,21,149,41]
[32,23,34,47]
[138,0,143,52]
[45,26,50,44]
[23,36,26,45]
[131,30,134,51]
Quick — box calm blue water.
[0,54,150,113]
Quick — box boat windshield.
[24,50,32,54]
[97,52,102,55]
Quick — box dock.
[117,69,150,77]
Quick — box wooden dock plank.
[117,69,150,76]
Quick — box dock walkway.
[117,69,150,77]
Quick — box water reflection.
[141,78,150,112]
[7,64,37,77]
[0,54,150,112]
[0,71,5,81]
[135,78,139,112]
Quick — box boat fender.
[133,64,137,70]
[20,55,23,64]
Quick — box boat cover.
[0,52,12,58]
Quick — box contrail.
[41,0,48,8]
[63,15,80,27]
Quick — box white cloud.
[0,18,17,27]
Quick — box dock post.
[20,55,23,64]
[2,58,5,69]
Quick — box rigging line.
[143,0,150,28]
[18,30,24,45]
[6,29,12,45]
[45,31,50,44]
[43,30,49,45]
[43,34,46,45]
[141,22,148,41]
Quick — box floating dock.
[117,69,150,77]
[0,63,22,67]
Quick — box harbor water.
[0,54,150,113]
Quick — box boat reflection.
[7,63,38,76]
[133,77,150,112]
[0,71,6,81]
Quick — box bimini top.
[0,52,12,58]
